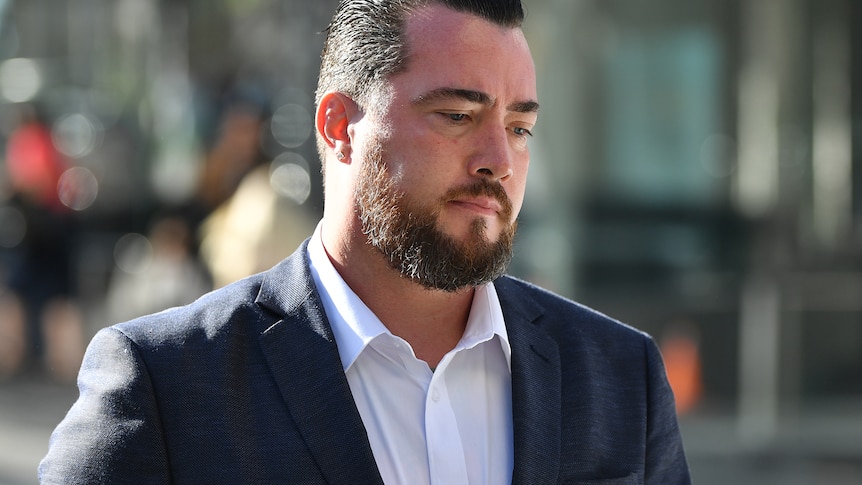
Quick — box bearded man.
[41,1,690,483]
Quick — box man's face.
[352,5,539,291]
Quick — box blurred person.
[5,105,66,211]
[41,1,690,483]
[39,298,86,383]
[181,90,272,268]
[104,216,212,324]
[0,290,27,378]
[198,163,318,289]
[1,104,84,382]
[194,95,268,219]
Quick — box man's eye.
[444,113,468,122]
[513,127,533,137]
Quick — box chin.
[437,218,488,241]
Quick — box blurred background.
[0,0,860,483]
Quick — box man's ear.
[316,92,357,162]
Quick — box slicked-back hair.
[315,0,525,160]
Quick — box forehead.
[395,4,537,104]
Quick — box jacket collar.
[495,277,563,485]
[255,241,384,485]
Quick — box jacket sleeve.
[644,336,692,484]
[39,327,170,484]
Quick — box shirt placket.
[424,357,469,485]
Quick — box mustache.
[443,179,513,218]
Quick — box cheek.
[386,134,451,186]
[508,162,529,216]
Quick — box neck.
[322,223,474,368]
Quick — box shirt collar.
[306,223,512,372]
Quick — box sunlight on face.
[355,135,516,291]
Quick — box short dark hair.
[315,0,525,158]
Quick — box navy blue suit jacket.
[40,241,690,484]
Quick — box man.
[40,0,691,483]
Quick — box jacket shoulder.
[112,273,268,347]
[111,240,313,349]
[495,275,651,344]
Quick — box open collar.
[254,242,563,485]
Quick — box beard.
[354,138,516,292]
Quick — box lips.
[450,197,503,215]
[443,180,513,219]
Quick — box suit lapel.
[252,247,563,484]
[497,278,562,485]
[256,243,384,485]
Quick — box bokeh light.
[270,103,312,148]
[57,166,99,211]
[52,113,103,159]
[0,58,42,103]
[269,152,312,205]
[113,233,153,275]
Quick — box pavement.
[0,373,77,485]
[680,412,862,485]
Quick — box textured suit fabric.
[39,241,690,484]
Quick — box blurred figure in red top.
[0,104,83,382]
[5,104,67,211]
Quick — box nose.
[468,124,515,182]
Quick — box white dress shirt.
[307,225,514,485]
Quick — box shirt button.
[431,388,440,402]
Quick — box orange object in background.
[660,324,703,415]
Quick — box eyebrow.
[412,87,539,114]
